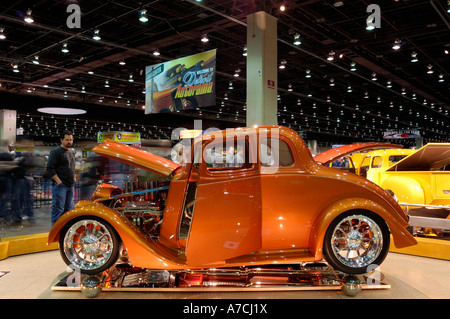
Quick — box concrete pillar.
[0,109,16,150]
[246,11,278,126]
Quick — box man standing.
[46,131,75,224]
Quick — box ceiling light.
[63,91,68,98]
[347,85,352,92]
[93,29,101,41]
[279,60,287,69]
[386,80,392,88]
[38,107,86,115]
[410,51,418,62]
[371,72,377,81]
[447,0,450,13]
[228,81,233,89]
[153,49,160,56]
[32,55,39,64]
[12,64,19,73]
[24,9,34,23]
[293,33,301,45]
[350,62,357,71]
[392,39,401,50]
[128,74,134,82]
[139,9,149,23]
[242,47,247,56]
[427,64,434,74]
[401,87,406,94]
[201,33,209,42]
[280,4,286,12]
[119,61,126,65]
[234,68,241,77]
[305,69,311,78]
[333,0,344,7]
[0,27,6,40]
[81,86,86,93]
[104,80,110,88]
[329,78,335,86]
[288,84,293,91]
[327,51,335,61]
[61,42,69,53]
[438,74,445,82]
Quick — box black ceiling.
[0,0,449,146]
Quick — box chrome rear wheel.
[323,211,390,274]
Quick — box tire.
[323,210,390,274]
[59,217,121,275]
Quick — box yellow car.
[317,143,450,208]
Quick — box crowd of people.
[0,144,41,227]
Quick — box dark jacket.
[46,146,75,186]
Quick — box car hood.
[314,142,402,165]
[92,139,181,177]
[386,143,450,171]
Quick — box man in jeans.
[46,131,75,224]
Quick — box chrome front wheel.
[60,217,120,275]
[323,211,390,274]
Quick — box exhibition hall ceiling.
[0,0,449,144]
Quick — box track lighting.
[61,42,69,53]
[392,39,401,50]
[0,27,6,40]
[327,51,335,61]
[24,9,34,23]
[139,9,149,23]
[201,33,209,42]
[305,69,311,78]
[93,29,101,41]
[293,33,301,45]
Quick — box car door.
[185,135,261,266]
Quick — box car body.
[48,126,417,275]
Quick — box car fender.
[380,176,425,205]
[47,201,189,269]
[47,200,137,245]
[308,197,417,260]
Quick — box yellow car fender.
[381,176,425,205]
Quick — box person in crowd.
[46,131,76,224]
[0,147,15,225]
[10,153,36,226]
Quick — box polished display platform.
[1,249,449,299]
[51,261,390,296]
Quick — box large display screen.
[145,49,216,114]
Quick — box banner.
[98,131,141,147]
[145,49,216,114]
[383,129,421,139]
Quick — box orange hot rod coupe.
[48,126,417,275]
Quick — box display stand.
[52,260,390,297]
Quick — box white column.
[246,11,278,126]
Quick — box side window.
[371,156,383,168]
[260,138,293,167]
[204,139,251,170]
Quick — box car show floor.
[0,249,449,299]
